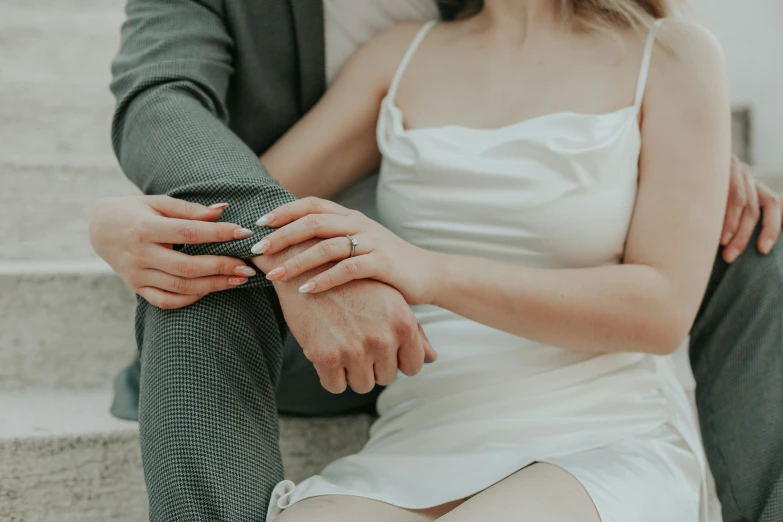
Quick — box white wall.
[698,0,783,174]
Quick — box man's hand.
[721,155,782,263]
[254,242,437,394]
[90,195,257,309]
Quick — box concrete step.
[0,391,146,522]
[0,2,123,84]
[0,262,136,392]
[0,80,117,167]
[0,1,123,168]
[0,162,139,261]
[0,390,372,522]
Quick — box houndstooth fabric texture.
[111,1,315,518]
[691,226,783,522]
[136,286,289,520]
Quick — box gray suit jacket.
[111,0,459,289]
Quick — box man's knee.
[691,225,783,385]
[719,225,783,311]
[137,288,285,391]
[136,296,222,364]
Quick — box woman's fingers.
[721,156,747,246]
[144,215,254,245]
[139,269,249,296]
[756,183,782,255]
[151,248,254,279]
[256,197,351,228]
[724,165,760,263]
[136,286,206,310]
[253,214,358,255]
[297,255,380,294]
[147,195,230,221]
[265,236,363,281]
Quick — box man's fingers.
[724,167,760,263]
[152,249,253,279]
[256,215,356,255]
[396,320,425,377]
[345,362,376,395]
[147,195,229,222]
[721,157,747,245]
[420,324,438,364]
[139,269,248,295]
[315,365,348,395]
[256,197,351,228]
[373,358,398,387]
[137,286,206,310]
[757,184,782,255]
[145,216,253,244]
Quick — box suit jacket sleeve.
[110,0,296,270]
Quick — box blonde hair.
[455,0,677,35]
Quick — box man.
[90,1,782,521]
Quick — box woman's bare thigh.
[437,463,601,522]
[276,495,464,522]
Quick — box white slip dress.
[267,19,708,522]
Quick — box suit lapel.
[287,0,456,113]
[289,0,325,113]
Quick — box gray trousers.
[113,225,782,522]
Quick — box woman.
[255,0,730,520]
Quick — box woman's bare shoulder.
[650,19,725,83]
[645,19,726,111]
[335,22,432,95]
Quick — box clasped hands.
[253,197,438,304]
[250,197,440,394]
[88,156,779,394]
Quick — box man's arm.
[111,0,295,272]
[103,0,434,388]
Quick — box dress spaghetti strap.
[386,20,438,104]
[634,18,666,111]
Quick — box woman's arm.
[428,22,731,355]
[260,23,423,200]
[258,21,730,356]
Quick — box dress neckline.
[382,96,639,138]
[382,18,665,139]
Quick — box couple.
[91,0,783,521]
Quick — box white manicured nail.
[265,267,285,280]
[235,266,256,277]
[298,282,315,293]
[256,214,273,227]
[233,228,254,240]
[251,240,270,255]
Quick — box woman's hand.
[254,197,439,304]
[90,195,256,309]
